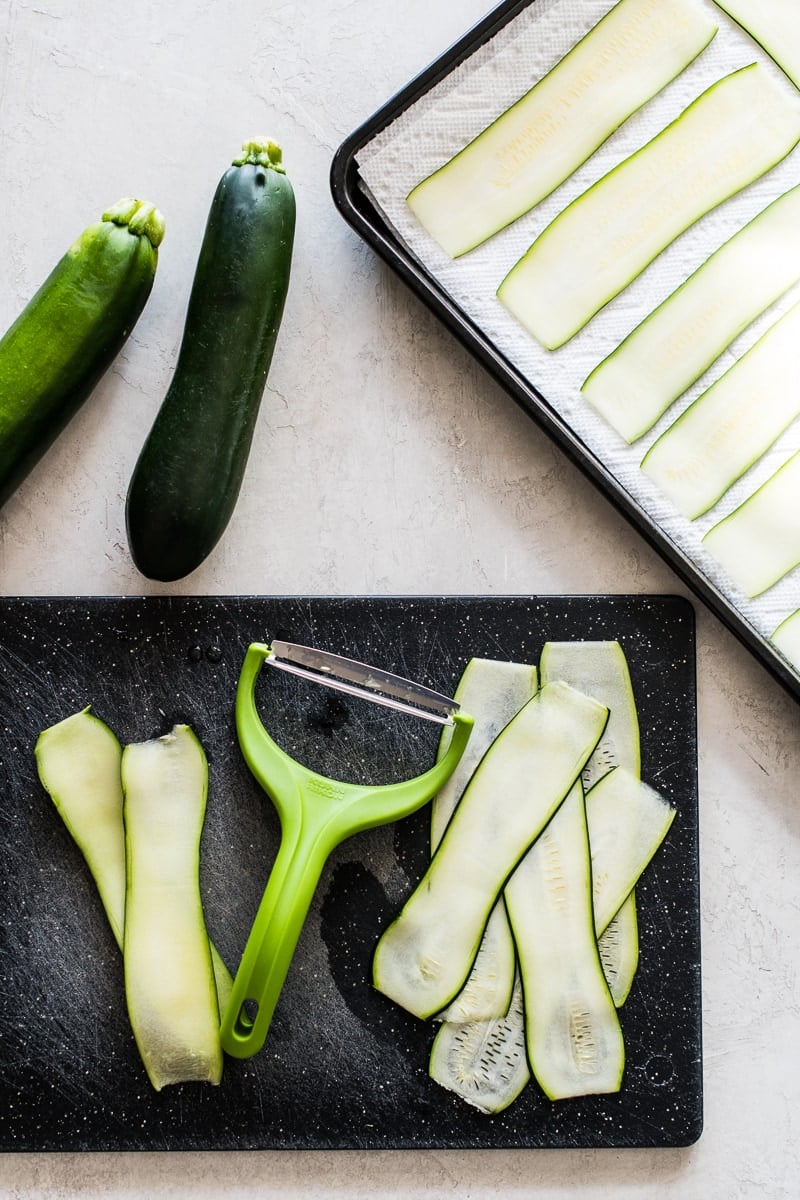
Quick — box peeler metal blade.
[264,640,460,725]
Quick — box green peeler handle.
[219,643,473,1060]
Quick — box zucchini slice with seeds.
[372,680,608,1020]
[497,63,800,349]
[703,450,800,596]
[597,897,639,1008]
[429,976,530,1114]
[585,768,676,935]
[582,183,800,443]
[505,782,625,1100]
[406,0,717,257]
[641,300,800,519]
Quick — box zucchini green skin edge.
[126,139,296,581]
[713,0,800,91]
[772,608,800,672]
[702,449,800,597]
[0,199,163,511]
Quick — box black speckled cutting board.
[0,594,700,1152]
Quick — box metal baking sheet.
[329,0,800,707]
[0,594,700,1151]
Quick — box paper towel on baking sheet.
[356,0,800,668]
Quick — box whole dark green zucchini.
[125,139,296,581]
[0,199,164,510]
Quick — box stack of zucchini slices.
[373,642,675,1114]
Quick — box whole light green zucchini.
[0,198,164,510]
[126,139,296,581]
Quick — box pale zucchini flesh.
[372,680,608,1020]
[122,725,223,1090]
[582,183,800,443]
[497,64,800,349]
[538,640,640,786]
[585,767,676,935]
[35,707,126,947]
[429,975,531,1113]
[538,640,641,1003]
[597,898,639,1007]
[432,657,537,1022]
[406,0,718,257]
[641,300,800,519]
[505,782,625,1100]
[703,450,800,597]
[431,658,537,847]
[715,0,800,90]
[35,707,233,1015]
[771,608,800,672]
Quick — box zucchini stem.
[232,138,286,173]
[102,197,166,248]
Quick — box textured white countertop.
[1,1,799,1196]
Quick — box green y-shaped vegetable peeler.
[220,640,473,1059]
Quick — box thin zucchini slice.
[641,300,800,519]
[372,681,608,1020]
[538,640,641,1003]
[122,726,223,1089]
[35,707,127,947]
[772,609,800,671]
[431,658,538,847]
[703,450,800,596]
[538,641,640,786]
[585,767,676,935]
[35,707,233,1014]
[432,658,537,1022]
[715,0,800,90]
[497,64,800,349]
[505,782,625,1100]
[406,0,717,257]
[429,976,531,1113]
[582,183,800,442]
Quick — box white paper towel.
[356,0,800,676]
